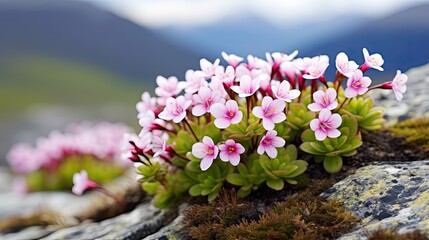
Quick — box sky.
[88,0,429,28]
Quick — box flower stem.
[183,119,199,142]
[246,97,251,122]
[339,98,351,109]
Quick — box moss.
[367,228,429,240]
[390,117,429,151]
[184,180,357,240]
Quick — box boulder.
[322,160,429,239]
[371,63,429,125]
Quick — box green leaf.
[266,179,284,190]
[142,181,161,195]
[300,142,323,155]
[323,155,343,174]
[226,173,246,186]
[237,187,252,198]
[189,184,204,196]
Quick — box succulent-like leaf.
[323,156,343,174]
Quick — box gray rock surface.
[41,202,175,240]
[371,63,429,125]
[322,160,429,240]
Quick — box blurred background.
[1,0,429,166]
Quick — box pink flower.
[200,58,220,77]
[192,136,219,171]
[307,88,338,112]
[182,70,208,94]
[303,57,329,80]
[155,76,183,101]
[252,96,286,130]
[210,100,243,129]
[344,70,372,98]
[136,92,157,118]
[6,143,44,174]
[222,51,243,68]
[158,96,192,123]
[266,50,299,70]
[192,87,225,116]
[230,75,260,98]
[382,70,408,101]
[280,61,299,84]
[218,139,245,166]
[212,66,235,87]
[392,70,408,101]
[72,170,100,196]
[246,55,267,70]
[361,48,384,72]
[138,110,164,132]
[335,52,359,78]
[293,57,313,72]
[257,130,286,158]
[310,109,342,141]
[271,80,301,102]
[152,135,167,158]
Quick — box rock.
[0,191,95,221]
[144,204,189,240]
[41,201,175,240]
[322,160,429,239]
[371,63,429,125]
[1,226,53,240]
[0,167,13,193]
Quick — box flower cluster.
[7,122,131,192]
[127,49,407,208]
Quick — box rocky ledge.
[323,160,429,239]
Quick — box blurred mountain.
[302,3,429,80]
[0,0,198,85]
[156,13,370,59]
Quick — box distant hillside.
[157,13,369,59]
[0,0,198,85]
[302,3,429,81]
[0,54,147,165]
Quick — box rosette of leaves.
[342,97,385,131]
[186,156,233,202]
[226,145,307,197]
[300,114,362,173]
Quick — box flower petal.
[318,109,332,122]
[214,118,231,129]
[200,157,213,171]
[310,118,320,131]
[263,118,275,130]
[308,103,322,112]
[192,104,207,116]
[315,130,327,141]
[252,106,264,118]
[192,142,207,158]
[265,145,278,158]
[327,129,341,138]
[210,103,226,118]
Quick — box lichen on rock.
[322,161,429,239]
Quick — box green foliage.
[187,161,233,202]
[25,155,126,192]
[342,97,385,131]
[300,114,362,173]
